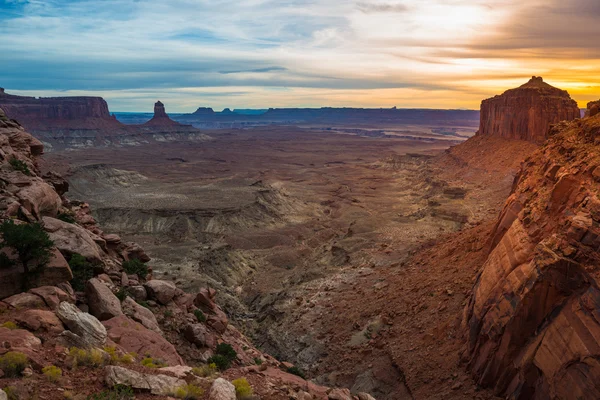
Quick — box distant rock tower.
[154,101,168,118]
[144,100,180,127]
[479,76,580,143]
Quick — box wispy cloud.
[0,0,598,110]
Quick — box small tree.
[0,220,53,274]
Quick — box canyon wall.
[479,77,580,143]
[464,115,600,399]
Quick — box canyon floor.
[42,124,530,400]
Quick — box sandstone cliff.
[464,113,600,399]
[479,77,580,143]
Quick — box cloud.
[356,2,409,13]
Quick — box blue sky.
[1,0,600,111]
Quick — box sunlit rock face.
[479,76,580,144]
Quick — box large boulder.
[42,216,104,262]
[104,366,185,395]
[15,309,65,333]
[209,378,236,400]
[122,297,160,333]
[86,278,123,320]
[103,315,183,366]
[0,327,41,350]
[56,301,107,348]
[2,292,45,309]
[16,178,61,218]
[144,280,176,305]
[184,323,216,348]
[28,286,72,309]
[329,388,353,400]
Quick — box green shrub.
[1,321,17,329]
[0,253,14,269]
[121,259,148,278]
[216,343,237,360]
[206,354,230,371]
[103,346,135,365]
[42,365,63,382]
[86,385,134,400]
[115,288,128,301]
[136,300,151,309]
[232,377,253,399]
[173,384,204,400]
[68,253,95,292]
[0,351,28,377]
[193,309,206,323]
[207,343,238,371]
[0,220,53,275]
[3,386,18,400]
[9,158,31,176]
[253,357,263,365]
[57,212,76,224]
[141,357,166,369]
[163,310,173,318]
[69,347,106,369]
[192,363,218,377]
[286,365,305,379]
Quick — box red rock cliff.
[479,77,580,143]
[464,114,600,399]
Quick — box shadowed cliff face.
[479,77,580,144]
[464,114,600,399]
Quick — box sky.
[1,0,600,112]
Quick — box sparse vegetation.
[57,211,76,224]
[104,346,135,365]
[69,347,106,369]
[3,386,18,400]
[232,377,253,399]
[286,365,305,379]
[115,288,128,301]
[207,343,238,371]
[0,351,28,377]
[193,309,206,323]
[192,363,218,377]
[68,253,95,291]
[0,253,14,269]
[121,259,148,278]
[141,356,166,368]
[173,384,204,400]
[42,365,63,382]
[136,300,151,309]
[253,357,263,366]
[86,385,134,400]
[9,158,31,176]
[0,220,53,275]
[163,309,174,318]
[1,321,17,329]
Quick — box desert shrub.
[163,309,173,318]
[115,288,128,301]
[216,343,237,360]
[232,377,253,399]
[173,384,204,400]
[104,346,135,365]
[253,357,263,366]
[42,365,63,382]
[0,351,28,377]
[136,300,151,309]
[192,363,218,377]
[3,386,18,400]
[206,354,230,371]
[68,253,95,291]
[57,212,76,224]
[286,365,305,379]
[0,253,14,269]
[1,321,17,329]
[69,347,105,369]
[206,343,238,371]
[86,385,134,400]
[193,309,206,323]
[141,356,166,369]
[63,391,75,399]
[9,158,31,176]
[121,259,148,278]
[0,220,53,275]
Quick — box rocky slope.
[0,107,368,399]
[463,111,600,398]
[479,77,580,143]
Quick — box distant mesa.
[192,107,215,115]
[221,108,233,114]
[586,100,600,118]
[479,76,580,143]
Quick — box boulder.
[15,309,65,333]
[209,378,236,400]
[86,278,123,320]
[144,280,176,305]
[158,365,193,379]
[42,216,104,262]
[126,285,147,301]
[0,327,42,350]
[184,323,216,348]
[42,171,69,196]
[328,388,353,400]
[123,243,150,263]
[103,315,184,366]
[3,292,45,309]
[104,366,185,395]
[28,286,71,309]
[357,393,377,400]
[16,178,61,218]
[56,301,107,348]
[0,389,6,400]
[122,297,161,333]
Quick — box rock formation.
[586,100,600,118]
[478,76,580,143]
[143,100,181,127]
[464,112,600,398]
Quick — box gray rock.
[184,323,216,348]
[0,389,7,400]
[86,278,123,320]
[105,365,185,395]
[56,301,107,348]
[122,296,161,333]
[144,279,177,305]
[126,285,147,301]
[209,378,236,400]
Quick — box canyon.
[1,76,600,400]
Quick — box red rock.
[28,286,70,309]
[479,77,580,144]
[103,315,184,366]
[144,101,183,127]
[86,278,123,321]
[3,292,45,309]
[15,309,65,333]
[144,280,176,305]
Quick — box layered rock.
[464,113,600,398]
[143,101,182,127]
[479,76,580,143]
